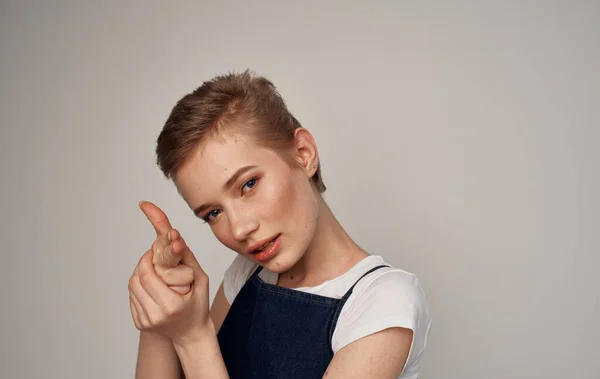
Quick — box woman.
[128,71,431,379]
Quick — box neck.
[278,195,368,288]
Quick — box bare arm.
[173,325,230,379]
[168,281,231,379]
[134,281,230,379]
[209,282,230,333]
[323,327,413,379]
[135,331,183,379]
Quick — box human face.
[174,129,320,273]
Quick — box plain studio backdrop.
[1,1,598,378]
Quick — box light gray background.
[1,1,598,378]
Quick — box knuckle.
[182,271,194,285]
[183,266,194,277]
[164,304,179,317]
[147,313,163,327]
[128,276,137,290]
[197,273,209,285]
[161,267,174,281]
[180,238,188,250]
[151,239,162,253]
[154,265,166,279]
[163,266,192,285]
[139,273,151,286]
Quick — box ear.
[292,128,319,179]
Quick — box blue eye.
[203,209,221,223]
[243,178,257,191]
[202,178,258,224]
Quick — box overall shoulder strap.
[327,264,391,349]
[344,264,390,299]
[250,264,264,278]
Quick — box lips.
[248,234,280,254]
[250,234,281,262]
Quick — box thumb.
[179,239,206,279]
[154,229,183,268]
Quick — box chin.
[259,249,303,274]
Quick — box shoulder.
[353,265,428,312]
[343,257,429,316]
[332,259,431,370]
[341,264,430,333]
[222,254,259,304]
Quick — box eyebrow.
[193,165,257,216]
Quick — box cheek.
[210,214,245,251]
[212,226,235,249]
[261,172,316,229]
[256,177,296,220]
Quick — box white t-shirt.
[223,254,432,379]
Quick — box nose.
[228,207,259,242]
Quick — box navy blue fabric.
[217,263,389,379]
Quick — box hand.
[138,201,191,294]
[128,201,213,346]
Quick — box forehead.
[174,130,281,201]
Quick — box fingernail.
[167,230,171,242]
[138,201,145,208]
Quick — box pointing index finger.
[139,201,172,237]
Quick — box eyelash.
[201,177,259,223]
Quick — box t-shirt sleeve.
[331,270,431,363]
[222,254,259,304]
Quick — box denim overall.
[217,263,389,379]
